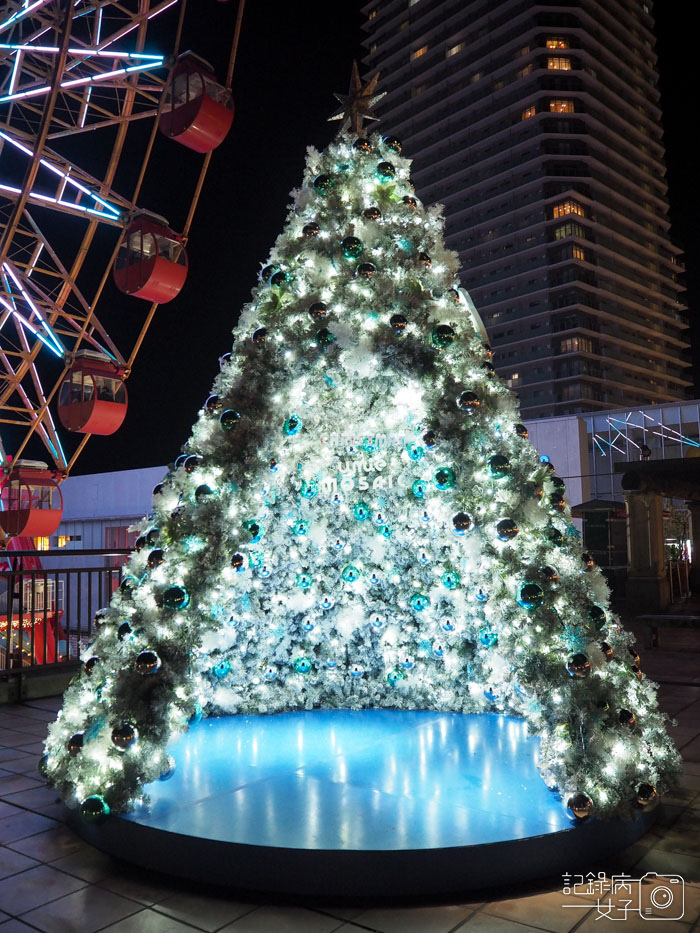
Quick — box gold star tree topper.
[328,62,385,136]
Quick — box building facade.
[362,0,691,418]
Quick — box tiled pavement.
[1,624,700,932]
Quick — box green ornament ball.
[313,173,334,194]
[376,160,396,180]
[81,795,110,824]
[315,327,335,348]
[38,755,50,779]
[220,409,241,431]
[431,324,455,349]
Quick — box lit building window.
[546,37,569,49]
[572,245,586,261]
[35,537,50,551]
[553,200,585,219]
[554,222,586,239]
[560,336,593,353]
[411,85,426,97]
[517,64,533,79]
[507,373,520,387]
[368,8,377,19]
[471,71,483,83]
[548,57,571,71]
[446,43,463,57]
[550,99,574,113]
[411,45,428,60]
[521,105,536,120]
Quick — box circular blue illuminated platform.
[73,710,655,897]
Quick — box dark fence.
[1,549,131,673]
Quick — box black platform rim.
[70,807,657,898]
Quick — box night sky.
[72,1,697,476]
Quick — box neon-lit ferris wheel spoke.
[2,262,64,355]
[0,58,165,104]
[0,0,52,36]
[0,131,123,218]
[0,294,62,356]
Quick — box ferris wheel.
[0,0,242,542]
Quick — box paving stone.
[0,863,86,915]
[19,884,143,933]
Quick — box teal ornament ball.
[387,669,404,685]
[353,502,370,520]
[283,414,303,436]
[219,409,241,431]
[410,592,429,612]
[38,755,50,779]
[488,455,511,478]
[293,520,309,536]
[300,479,318,499]
[162,585,189,610]
[518,582,545,610]
[341,236,363,258]
[480,627,498,647]
[442,570,460,590]
[434,467,456,490]
[295,572,313,589]
[431,325,455,349]
[376,160,395,180]
[244,519,263,542]
[411,479,428,499]
[81,795,110,824]
[407,444,424,461]
[341,565,360,583]
[84,655,100,676]
[313,173,334,194]
[212,659,231,678]
[294,657,312,674]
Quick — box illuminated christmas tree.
[43,68,680,822]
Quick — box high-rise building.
[362,0,690,418]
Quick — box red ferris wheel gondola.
[159,53,233,154]
[0,462,64,539]
[113,213,188,304]
[57,352,128,436]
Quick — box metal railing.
[1,548,131,673]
